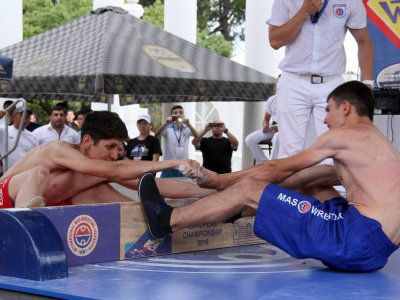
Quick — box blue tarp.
[0,54,13,81]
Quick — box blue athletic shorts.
[254,184,398,272]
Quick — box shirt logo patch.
[298,201,312,213]
[333,4,346,18]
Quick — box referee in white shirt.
[267,0,374,162]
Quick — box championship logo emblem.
[298,201,311,213]
[333,4,346,18]
[67,215,99,256]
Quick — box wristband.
[224,129,228,134]
[362,80,374,87]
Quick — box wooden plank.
[120,200,265,260]
[31,199,264,267]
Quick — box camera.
[210,123,221,127]
[172,116,183,122]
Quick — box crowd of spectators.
[0,101,90,175]
[1,100,278,178]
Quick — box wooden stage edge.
[0,200,264,281]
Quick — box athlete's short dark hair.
[327,81,374,121]
[81,111,129,144]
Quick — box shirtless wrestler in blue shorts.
[139,81,400,272]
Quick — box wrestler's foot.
[26,196,46,208]
[138,173,172,238]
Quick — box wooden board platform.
[120,200,264,260]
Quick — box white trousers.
[245,130,280,164]
[276,72,344,164]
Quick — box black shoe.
[138,173,171,238]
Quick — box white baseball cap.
[137,114,151,123]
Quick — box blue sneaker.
[138,173,171,238]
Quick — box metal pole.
[0,98,27,173]
[107,95,113,112]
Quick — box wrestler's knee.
[233,178,266,196]
[233,178,266,208]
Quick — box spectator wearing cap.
[0,106,39,171]
[33,106,80,145]
[126,114,162,176]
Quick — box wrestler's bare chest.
[43,170,106,202]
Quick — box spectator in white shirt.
[0,106,39,171]
[33,106,80,145]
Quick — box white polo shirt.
[267,0,367,76]
[0,125,39,168]
[33,123,80,145]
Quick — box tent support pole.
[107,95,113,111]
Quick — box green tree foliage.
[198,0,246,42]
[23,0,92,40]
[142,0,164,28]
[142,0,233,58]
[197,29,232,58]
[142,0,245,42]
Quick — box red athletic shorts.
[57,199,73,206]
[0,178,14,209]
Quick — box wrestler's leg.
[139,173,266,237]
[8,166,50,208]
[69,182,134,205]
[171,178,265,231]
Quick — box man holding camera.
[155,105,198,178]
[192,120,239,174]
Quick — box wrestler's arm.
[278,165,341,190]
[349,27,374,83]
[52,144,201,181]
[115,178,217,199]
[269,0,322,49]
[198,130,342,190]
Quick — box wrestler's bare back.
[1,141,109,205]
[332,125,400,245]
